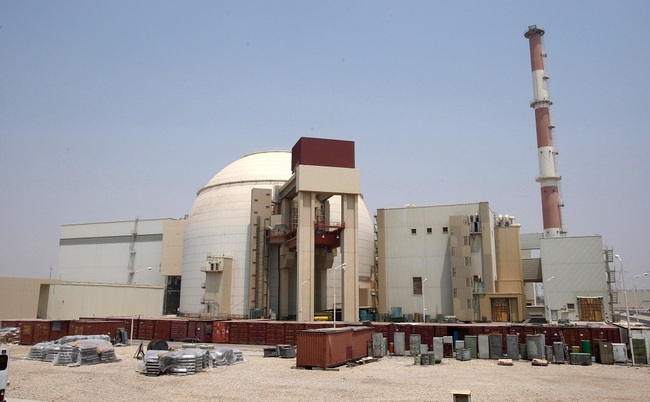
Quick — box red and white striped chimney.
[525,25,564,238]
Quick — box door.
[491,298,510,322]
[578,297,604,321]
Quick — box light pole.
[422,278,428,323]
[130,266,152,345]
[615,255,635,366]
[299,280,308,321]
[546,276,555,323]
[330,263,346,328]
[633,272,648,323]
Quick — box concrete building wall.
[46,282,164,320]
[377,203,485,319]
[160,220,187,276]
[0,277,58,319]
[56,218,170,286]
[494,226,525,294]
[541,235,611,322]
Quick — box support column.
[296,191,315,321]
[341,193,359,322]
[279,263,289,320]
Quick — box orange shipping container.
[296,326,374,369]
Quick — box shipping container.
[296,326,374,369]
[264,321,284,345]
[153,320,172,341]
[32,321,51,344]
[212,321,230,344]
[187,320,213,343]
[247,321,267,345]
[284,323,307,346]
[134,319,153,340]
[170,320,189,341]
[228,321,250,344]
[49,320,69,341]
[19,322,33,345]
[68,320,124,340]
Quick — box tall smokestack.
[524,25,564,238]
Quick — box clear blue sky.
[1,1,648,287]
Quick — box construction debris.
[27,337,118,366]
[139,346,245,377]
[346,356,379,367]
[0,327,20,344]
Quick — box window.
[443,227,449,234]
[466,299,472,309]
[426,228,432,234]
[466,277,471,287]
[453,288,458,298]
[464,256,471,267]
[411,228,417,235]
[464,236,469,246]
[567,303,575,310]
[413,277,423,295]
[451,246,456,256]
[450,228,455,236]
[452,267,456,277]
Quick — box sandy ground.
[3,342,650,402]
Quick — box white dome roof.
[199,151,291,194]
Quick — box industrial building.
[0,26,621,327]
[377,202,526,323]
[0,218,183,320]
[2,138,612,324]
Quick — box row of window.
[411,227,449,235]
[413,277,474,295]
[450,256,472,269]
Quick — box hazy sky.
[1,1,648,287]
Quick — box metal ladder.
[559,330,569,362]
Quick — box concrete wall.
[0,277,58,319]
[56,218,171,286]
[541,235,611,322]
[377,203,484,318]
[160,220,187,276]
[46,282,164,320]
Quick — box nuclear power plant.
[0,26,620,329]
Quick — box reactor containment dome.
[179,150,375,318]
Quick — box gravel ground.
[3,343,650,401]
